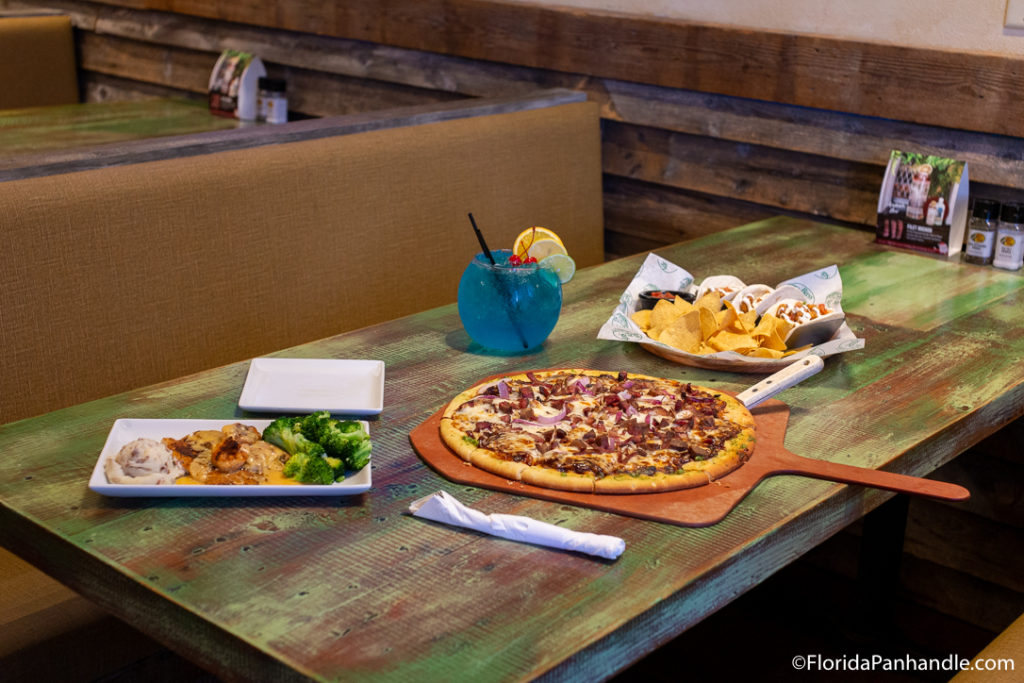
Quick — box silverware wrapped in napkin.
[409,491,625,560]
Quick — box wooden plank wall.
[6,0,1024,259]
[3,0,1021,643]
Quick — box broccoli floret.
[299,410,333,443]
[322,455,346,483]
[266,412,371,484]
[263,416,320,456]
[318,418,372,471]
[345,438,372,472]
[281,450,334,485]
[265,416,336,485]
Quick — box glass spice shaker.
[257,77,288,124]
[993,202,1024,271]
[963,199,1000,265]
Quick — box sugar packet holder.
[409,491,625,560]
[596,253,864,364]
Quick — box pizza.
[439,369,755,494]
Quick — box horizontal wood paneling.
[602,176,780,258]
[802,524,1024,635]
[11,2,1016,225]
[598,79,1024,191]
[603,120,884,225]
[77,29,212,92]
[906,500,1024,593]
[77,31,465,118]
[87,0,1024,139]
[927,441,1024,529]
[81,71,204,103]
[43,1,1024,188]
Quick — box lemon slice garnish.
[525,238,567,261]
[541,253,576,283]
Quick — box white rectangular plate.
[238,358,384,415]
[88,418,371,497]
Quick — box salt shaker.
[257,77,288,124]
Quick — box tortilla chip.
[693,291,722,313]
[658,309,703,353]
[782,344,813,356]
[698,307,719,340]
[633,282,809,358]
[715,303,736,330]
[739,308,759,330]
[671,296,694,316]
[708,330,758,352]
[631,309,652,329]
[649,299,680,335]
[715,301,758,335]
[751,313,793,351]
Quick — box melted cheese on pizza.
[449,371,745,478]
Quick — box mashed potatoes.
[105,437,186,485]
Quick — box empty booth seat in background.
[0,93,603,424]
[0,13,78,109]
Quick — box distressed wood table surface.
[2,218,1023,682]
[0,98,240,178]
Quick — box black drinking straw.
[469,212,498,266]
[468,213,529,349]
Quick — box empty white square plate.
[238,358,384,415]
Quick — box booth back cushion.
[0,14,78,109]
[0,100,603,422]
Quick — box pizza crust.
[439,419,479,460]
[593,468,712,493]
[439,369,755,495]
[520,465,596,493]
[468,448,530,482]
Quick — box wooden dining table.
[0,98,243,181]
[1,217,1022,682]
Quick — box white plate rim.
[88,418,371,497]
[237,358,385,415]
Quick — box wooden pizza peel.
[408,362,969,527]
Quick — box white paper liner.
[597,253,865,364]
[409,491,625,560]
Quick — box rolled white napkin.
[409,490,625,560]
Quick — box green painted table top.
[2,218,1022,681]
[0,99,239,159]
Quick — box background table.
[0,98,241,180]
[1,218,1022,681]
[0,99,240,153]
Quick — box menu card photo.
[876,150,969,258]
[208,49,266,121]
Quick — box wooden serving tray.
[409,395,969,528]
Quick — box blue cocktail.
[458,249,563,352]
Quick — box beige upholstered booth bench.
[1,89,603,423]
[0,89,603,678]
[950,612,1024,683]
[0,11,78,110]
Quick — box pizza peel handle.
[736,355,824,408]
[770,450,971,502]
